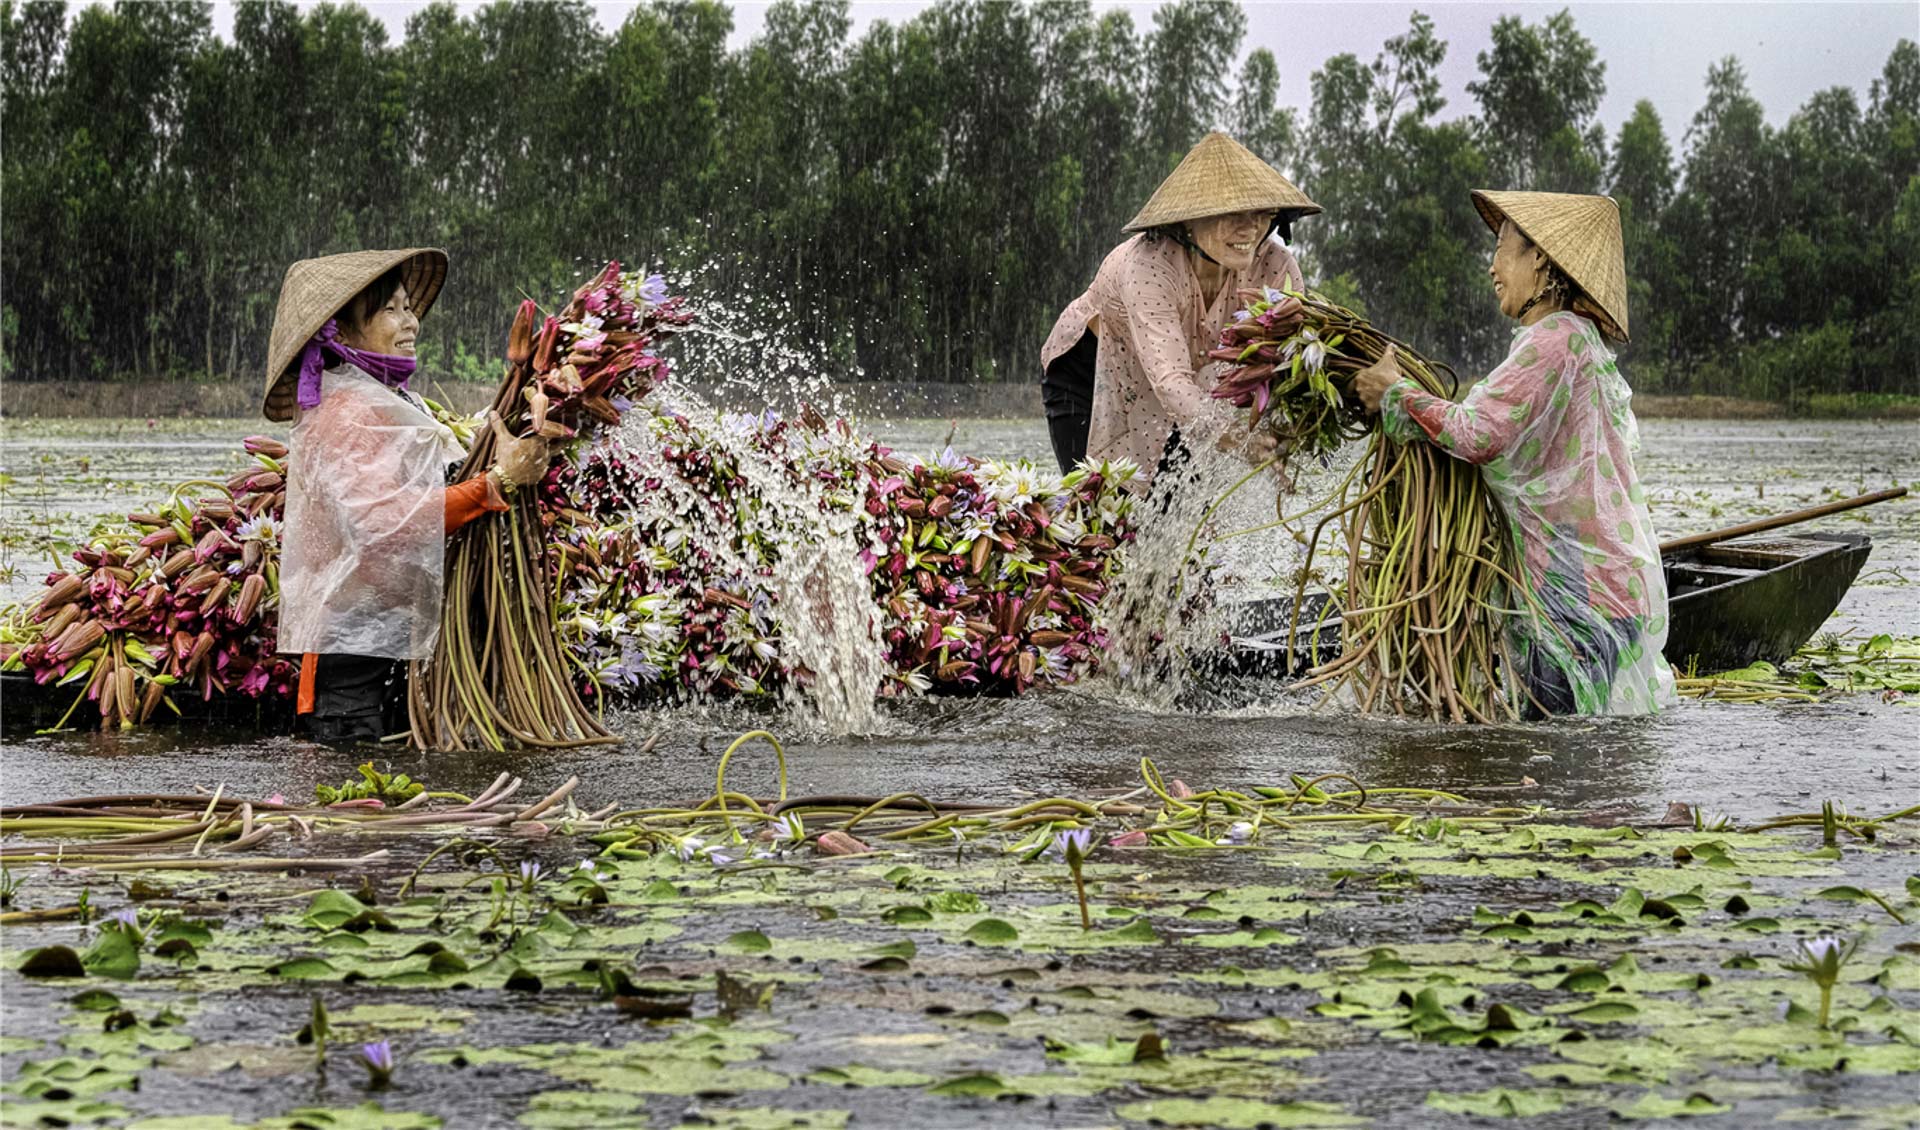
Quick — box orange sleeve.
[298,653,318,715]
[444,473,509,532]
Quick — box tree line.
[2,0,1915,404]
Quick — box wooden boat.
[1662,531,1871,671]
[1215,531,1875,678]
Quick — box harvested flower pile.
[542,404,1136,701]
[0,438,299,729]
[0,268,1138,733]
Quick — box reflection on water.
[4,685,1912,824]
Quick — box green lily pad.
[806,1064,937,1087]
[926,1071,1006,1096]
[722,929,773,954]
[1611,1091,1733,1119]
[1115,1097,1363,1127]
[1426,1087,1594,1117]
[963,918,1020,945]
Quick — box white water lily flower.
[1299,326,1328,373]
[1800,936,1843,964]
[234,513,280,542]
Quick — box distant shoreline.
[3,381,1916,422]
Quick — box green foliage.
[0,3,1911,404]
[314,762,425,806]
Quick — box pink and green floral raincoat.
[1380,311,1677,716]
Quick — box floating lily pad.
[1115,1097,1363,1127]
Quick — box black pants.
[305,654,407,744]
[1047,413,1092,474]
[1042,329,1098,475]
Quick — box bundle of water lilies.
[1210,285,1520,722]
[541,401,1138,701]
[408,261,693,752]
[0,437,298,728]
[1209,288,1375,458]
[4,297,1137,739]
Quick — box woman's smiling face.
[1187,210,1274,273]
[341,283,419,356]
[1490,219,1548,319]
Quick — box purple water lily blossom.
[359,1040,395,1086]
[1217,821,1255,845]
[516,860,543,890]
[1044,826,1095,863]
[109,907,140,932]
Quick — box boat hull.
[1662,532,1871,672]
[1217,532,1873,678]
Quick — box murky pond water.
[1,414,1916,1129]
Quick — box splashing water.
[1098,437,1356,711]
[605,383,890,737]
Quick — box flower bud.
[507,299,538,368]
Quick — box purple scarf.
[295,318,419,410]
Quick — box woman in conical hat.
[1352,191,1675,718]
[265,249,553,742]
[1040,132,1320,484]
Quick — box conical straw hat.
[1470,190,1629,342]
[262,248,449,421]
[1125,132,1321,233]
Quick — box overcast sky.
[209,1,1916,138]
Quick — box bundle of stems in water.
[409,263,686,751]
[1212,287,1525,723]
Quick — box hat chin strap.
[1172,225,1219,265]
[1514,267,1571,321]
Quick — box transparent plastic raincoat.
[279,364,467,660]
[1380,311,1677,716]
